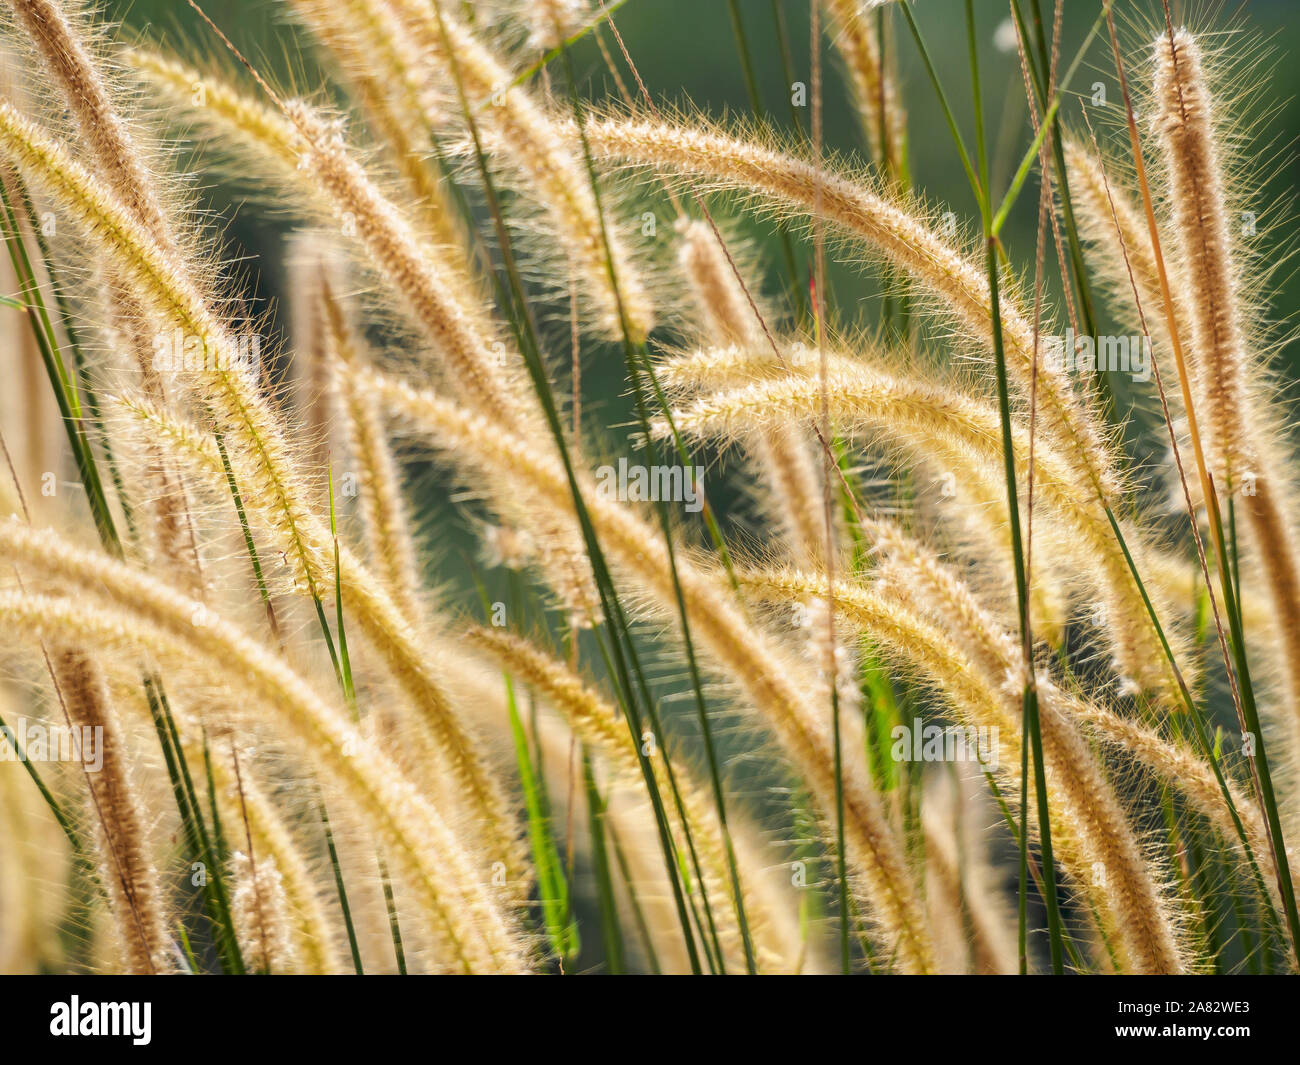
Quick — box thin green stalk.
[215,433,282,645]
[555,3,776,974]
[378,857,408,975]
[990,9,1106,236]
[0,171,247,972]
[1176,810,1223,971]
[728,0,805,329]
[329,465,405,971]
[177,924,200,973]
[319,800,364,974]
[986,233,1064,973]
[873,6,911,341]
[1097,1,1298,962]
[1012,0,1104,373]
[620,355,747,973]
[578,70,763,971]
[967,0,989,222]
[583,753,625,974]
[1103,505,1280,932]
[1229,873,1261,974]
[874,5,910,188]
[607,813,662,974]
[328,463,357,715]
[467,571,578,965]
[203,732,231,868]
[1018,709,1029,972]
[506,673,580,962]
[898,3,982,209]
[215,436,385,978]
[0,709,79,849]
[984,769,1090,973]
[972,27,1066,954]
[142,675,244,974]
[1206,490,1300,960]
[0,179,119,553]
[506,0,633,91]
[990,103,1061,237]
[805,0,853,975]
[12,175,138,538]
[431,0,704,972]
[771,0,807,144]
